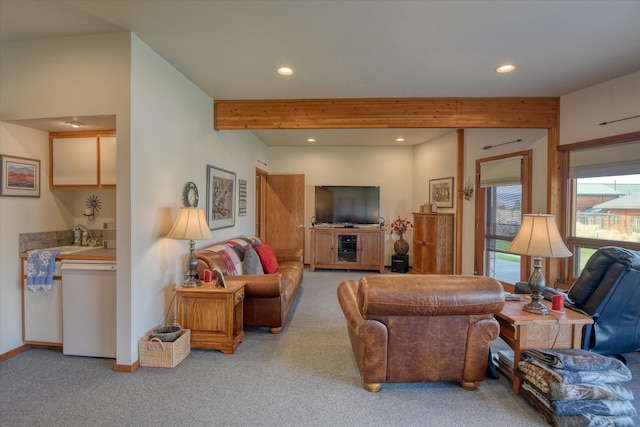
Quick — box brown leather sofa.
[196,236,303,333]
[337,275,504,392]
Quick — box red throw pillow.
[255,243,279,274]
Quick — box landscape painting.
[0,155,40,197]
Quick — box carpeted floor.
[1,269,638,426]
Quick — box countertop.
[20,248,116,261]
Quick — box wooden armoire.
[411,212,454,274]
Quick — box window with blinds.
[480,156,523,283]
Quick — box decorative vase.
[394,235,409,255]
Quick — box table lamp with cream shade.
[506,213,572,315]
[167,207,212,287]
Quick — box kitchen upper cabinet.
[50,131,116,189]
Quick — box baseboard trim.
[0,344,30,362]
[114,360,140,373]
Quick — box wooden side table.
[494,296,593,393]
[174,280,245,354]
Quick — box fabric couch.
[337,274,504,392]
[196,236,303,333]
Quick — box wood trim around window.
[474,150,532,283]
[558,131,640,284]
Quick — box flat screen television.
[314,185,380,226]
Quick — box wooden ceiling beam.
[214,97,559,130]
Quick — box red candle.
[552,295,564,312]
[203,269,213,283]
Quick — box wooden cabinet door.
[313,229,335,266]
[359,230,383,271]
[412,213,454,274]
[412,214,428,273]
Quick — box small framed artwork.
[213,268,227,289]
[238,178,247,216]
[0,155,41,197]
[206,165,236,230]
[429,177,454,208]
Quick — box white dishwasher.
[61,260,116,358]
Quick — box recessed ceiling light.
[496,64,516,73]
[307,138,316,143]
[65,121,83,128]
[395,138,405,143]
[277,67,294,76]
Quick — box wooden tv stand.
[310,227,385,273]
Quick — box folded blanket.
[550,398,637,417]
[520,383,636,427]
[522,349,627,372]
[520,357,632,385]
[517,363,634,401]
[26,249,61,292]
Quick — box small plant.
[388,216,413,237]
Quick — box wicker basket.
[151,324,182,342]
[138,328,190,368]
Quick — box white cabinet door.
[51,137,99,186]
[50,132,116,188]
[99,136,117,186]
[23,261,63,344]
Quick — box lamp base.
[181,239,201,287]
[182,275,201,288]
[522,296,549,315]
[521,257,549,316]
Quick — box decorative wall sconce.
[84,194,102,221]
[463,177,474,200]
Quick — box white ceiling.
[2,0,639,146]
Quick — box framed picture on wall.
[0,155,41,197]
[429,177,454,208]
[206,165,236,230]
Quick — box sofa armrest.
[232,273,284,298]
[274,248,303,263]
[338,280,388,385]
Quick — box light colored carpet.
[1,269,638,426]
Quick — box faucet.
[73,225,94,246]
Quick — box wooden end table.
[174,280,245,354]
[494,295,593,394]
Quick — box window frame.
[474,150,532,284]
[558,131,640,283]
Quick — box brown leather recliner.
[337,275,505,392]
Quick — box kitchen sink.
[48,245,102,254]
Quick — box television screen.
[314,186,380,225]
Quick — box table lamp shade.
[167,207,212,241]
[507,213,571,316]
[506,214,571,258]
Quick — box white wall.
[460,129,548,275]
[0,33,266,364]
[0,124,73,351]
[0,33,131,356]
[267,145,414,263]
[125,35,266,364]
[560,71,640,145]
[412,129,548,275]
[413,132,458,210]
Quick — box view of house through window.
[484,184,522,283]
[571,174,640,275]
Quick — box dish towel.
[26,249,61,292]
